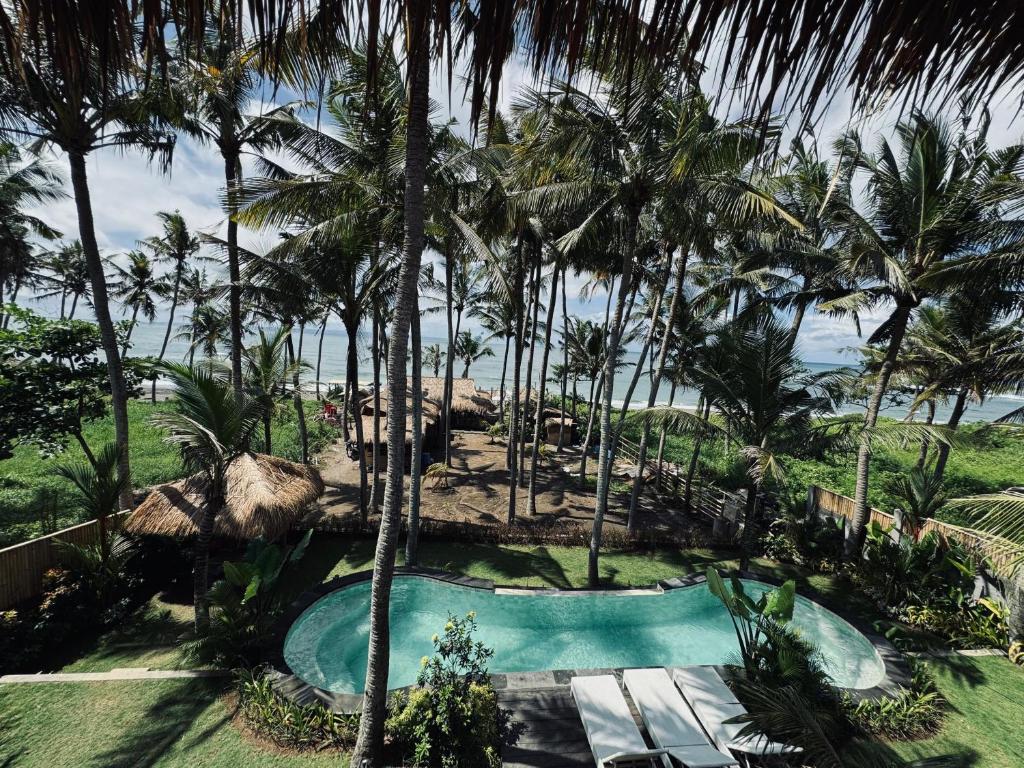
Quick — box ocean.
[124,319,1021,424]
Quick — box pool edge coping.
[266,566,909,712]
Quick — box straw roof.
[124,453,324,541]
[358,390,441,445]
[420,377,495,416]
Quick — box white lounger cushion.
[672,666,798,756]
[622,668,738,768]
[570,675,669,768]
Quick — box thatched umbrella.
[125,453,324,541]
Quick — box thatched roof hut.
[124,453,324,541]
[420,377,495,416]
[358,390,441,445]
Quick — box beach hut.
[420,377,496,429]
[357,390,443,462]
[124,453,324,541]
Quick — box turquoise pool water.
[283,576,886,693]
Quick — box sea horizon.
[116,320,1021,424]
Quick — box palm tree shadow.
[90,679,228,768]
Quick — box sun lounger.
[621,668,739,768]
[570,675,671,768]
[672,666,799,757]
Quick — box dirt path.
[311,431,696,534]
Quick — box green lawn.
[0,400,337,547]
[624,419,1024,524]
[879,654,1024,768]
[0,679,345,768]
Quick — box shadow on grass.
[420,543,577,589]
[91,679,230,768]
[853,738,981,768]
[927,653,988,690]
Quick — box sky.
[19,50,1024,365]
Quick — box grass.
[875,654,1024,768]
[623,419,1024,525]
[0,400,337,547]
[0,679,345,768]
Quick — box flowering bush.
[386,612,509,767]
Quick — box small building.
[357,390,443,466]
[420,377,496,430]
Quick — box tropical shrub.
[904,596,1009,649]
[237,668,359,751]
[845,661,945,740]
[385,612,509,768]
[758,503,845,572]
[184,529,313,667]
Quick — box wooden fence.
[0,511,129,610]
[808,485,1022,578]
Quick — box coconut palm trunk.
[739,474,759,571]
[442,252,456,465]
[153,264,182,403]
[285,330,308,463]
[655,381,677,483]
[193,472,224,633]
[345,319,368,520]
[223,152,245,399]
[121,303,141,357]
[507,243,525,523]
[407,301,423,565]
[519,245,542,487]
[627,249,686,531]
[558,268,570,451]
[527,261,560,515]
[498,334,510,422]
[371,309,382,513]
[350,27,429,765]
[916,399,937,468]
[932,387,968,482]
[578,374,601,481]
[68,151,133,512]
[590,217,638,586]
[315,316,327,400]
[683,397,711,511]
[849,304,914,557]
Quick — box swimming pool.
[283,575,886,693]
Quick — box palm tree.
[55,442,128,563]
[173,6,320,398]
[0,31,175,510]
[454,330,493,379]
[644,315,847,570]
[37,242,91,319]
[109,250,161,355]
[423,344,445,378]
[826,113,1024,555]
[179,303,231,367]
[242,327,297,454]
[139,211,202,402]
[152,362,262,631]
[0,142,64,326]
[470,297,515,419]
[902,297,1024,482]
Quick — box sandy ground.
[309,430,695,533]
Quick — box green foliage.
[626,419,1024,523]
[845,661,946,740]
[856,524,1009,648]
[386,612,507,768]
[237,668,359,751]
[55,533,141,606]
[759,496,845,572]
[184,530,313,667]
[706,569,799,679]
[885,467,948,531]
[0,306,130,459]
